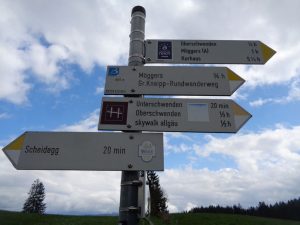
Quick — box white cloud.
[95,87,104,95]
[1,108,300,213]
[159,125,300,211]
[0,43,31,104]
[56,110,99,132]
[0,113,10,119]
[27,43,71,91]
[250,98,273,107]
[0,0,131,104]
[1,0,300,104]
[54,116,300,212]
[250,78,300,107]
[167,202,178,213]
[146,0,300,94]
[12,0,131,69]
[0,110,119,214]
[286,79,300,102]
[184,202,197,212]
[164,133,194,154]
[0,152,121,214]
[43,171,121,214]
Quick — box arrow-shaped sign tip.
[260,42,276,64]
[2,133,25,169]
[227,68,245,95]
[3,133,25,151]
[232,102,252,131]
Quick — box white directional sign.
[105,66,244,96]
[2,132,164,171]
[144,39,276,64]
[98,97,251,133]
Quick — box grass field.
[0,210,118,225]
[1,210,300,225]
[150,213,300,225]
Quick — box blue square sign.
[108,67,120,76]
[157,41,172,59]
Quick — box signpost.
[98,97,251,133]
[144,39,276,64]
[1,6,275,225]
[3,132,164,171]
[105,66,244,96]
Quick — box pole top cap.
[131,6,146,16]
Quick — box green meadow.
[1,210,300,225]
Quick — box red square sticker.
[100,101,128,125]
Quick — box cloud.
[164,133,194,154]
[250,78,300,107]
[95,87,104,95]
[0,152,121,214]
[27,43,71,91]
[1,0,300,105]
[160,125,300,212]
[1,107,300,214]
[52,114,300,213]
[287,79,300,101]
[42,170,121,214]
[197,126,300,172]
[250,98,274,107]
[146,0,300,93]
[56,110,99,132]
[0,0,130,104]
[0,110,119,214]
[0,43,31,104]
[0,113,11,119]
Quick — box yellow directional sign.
[144,39,276,64]
[3,132,164,171]
[98,97,252,133]
[105,66,245,96]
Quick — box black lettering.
[104,146,112,154]
[211,103,218,108]
[24,145,59,156]
[138,80,144,86]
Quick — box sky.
[1,0,300,215]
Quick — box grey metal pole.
[119,6,146,225]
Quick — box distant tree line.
[188,197,300,221]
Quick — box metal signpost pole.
[119,6,146,225]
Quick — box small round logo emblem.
[139,141,156,162]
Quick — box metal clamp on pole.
[121,180,143,186]
[128,206,140,212]
[120,206,141,212]
[130,29,145,34]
